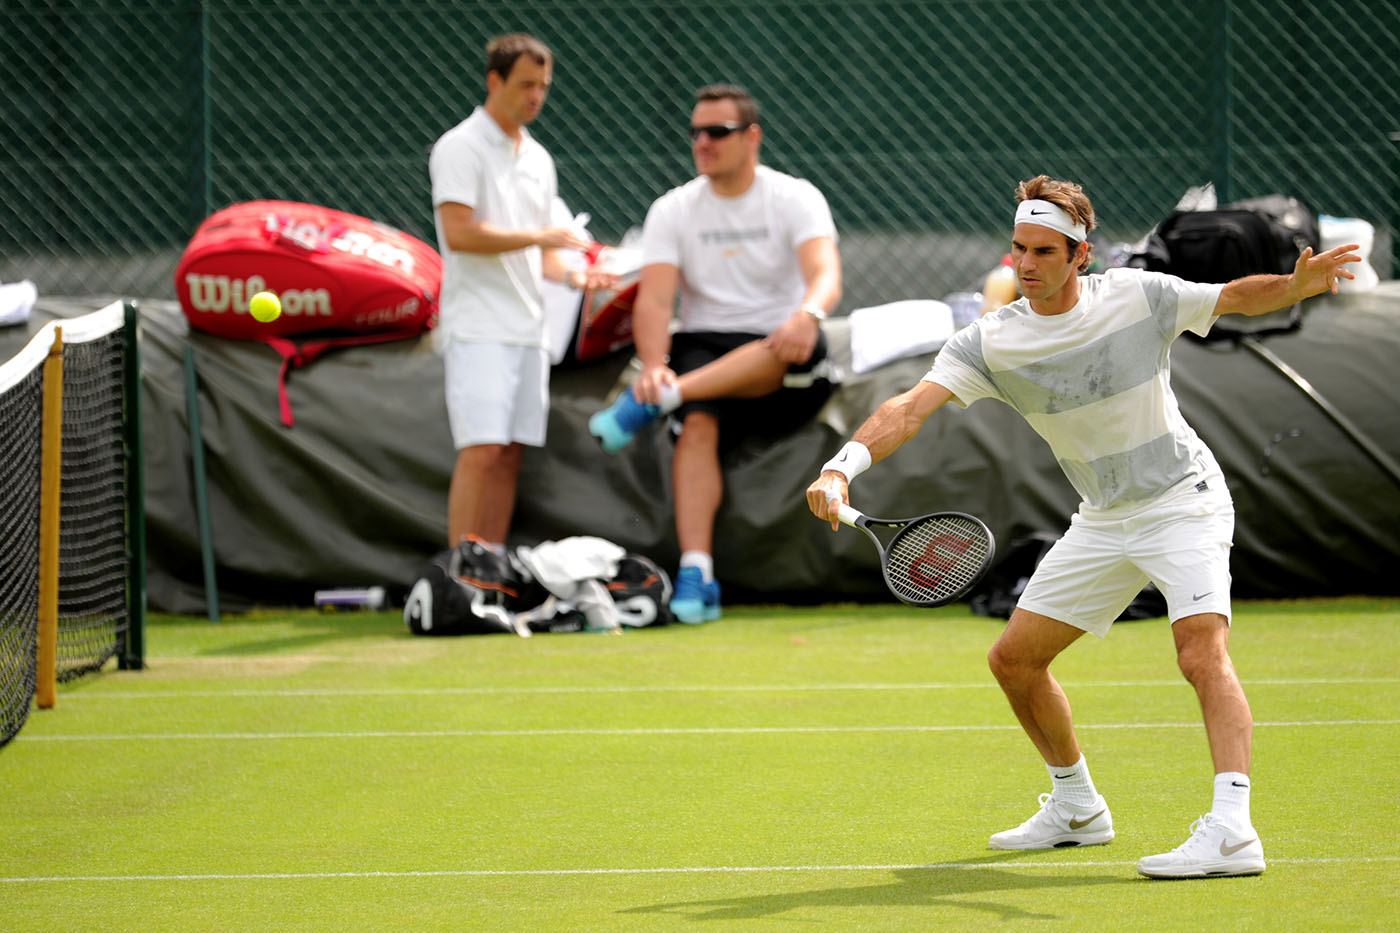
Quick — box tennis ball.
[249,290,282,323]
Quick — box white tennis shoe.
[1137,813,1266,878]
[989,793,1115,849]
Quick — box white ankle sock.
[1047,755,1100,807]
[657,382,683,414]
[679,550,713,582]
[1212,772,1252,828]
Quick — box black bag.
[1147,195,1318,283]
[1132,194,1319,337]
[519,553,674,633]
[403,538,544,636]
[404,540,672,636]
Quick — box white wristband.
[820,441,872,483]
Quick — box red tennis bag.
[175,200,442,425]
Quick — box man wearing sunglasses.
[589,84,842,623]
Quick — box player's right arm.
[437,202,590,255]
[807,380,954,528]
[629,262,680,406]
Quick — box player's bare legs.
[1172,612,1252,773]
[447,443,523,546]
[986,609,1113,849]
[1138,611,1264,878]
[987,608,1088,766]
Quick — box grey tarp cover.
[8,286,1400,613]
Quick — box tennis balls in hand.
[249,290,282,323]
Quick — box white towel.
[0,280,37,327]
[848,299,954,374]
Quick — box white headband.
[1015,199,1087,241]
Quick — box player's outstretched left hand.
[1295,242,1362,297]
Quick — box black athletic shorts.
[667,329,833,455]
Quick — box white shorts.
[443,339,550,449]
[1016,477,1235,637]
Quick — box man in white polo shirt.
[807,175,1360,878]
[430,34,609,552]
[588,84,842,624]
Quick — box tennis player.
[589,84,842,623]
[808,175,1361,878]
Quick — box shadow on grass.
[149,610,408,657]
[618,854,1137,923]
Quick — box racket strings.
[885,515,992,603]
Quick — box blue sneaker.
[588,387,660,453]
[669,566,721,624]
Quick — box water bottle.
[980,254,1018,314]
[314,586,387,611]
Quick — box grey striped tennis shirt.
[926,268,1225,513]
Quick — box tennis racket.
[833,503,996,607]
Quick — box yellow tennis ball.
[249,290,282,323]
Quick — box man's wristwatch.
[800,303,828,321]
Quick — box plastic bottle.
[314,586,387,611]
[980,254,1018,315]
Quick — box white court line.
[3,856,1397,884]
[61,677,1400,699]
[17,719,1399,742]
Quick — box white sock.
[679,550,713,582]
[1212,772,1252,828]
[657,382,683,414]
[1047,755,1100,808]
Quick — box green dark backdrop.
[2,1,1395,308]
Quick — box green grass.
[2,599,1398,930]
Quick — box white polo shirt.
[641,165,836,334]
[430,107,558,348]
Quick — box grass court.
[2,598,1396,930]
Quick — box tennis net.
[0,301,145,749]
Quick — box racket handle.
[835,503,861,527]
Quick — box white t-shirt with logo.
[926,268,1225,513]
[641,165,836,334]
[430,107,557,348]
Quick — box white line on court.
[60,677,1400,699]
[3,856,1397,884]
[17,719,1399,742]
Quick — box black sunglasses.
[688,122,751,141]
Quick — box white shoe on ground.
[1137,813,1266,878]
[989,793,1115,849]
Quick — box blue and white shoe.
[588,388,660,453]
[669,566,721,624]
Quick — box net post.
[37,327,64,709]
[119,301,146,670]
[184,342,220,623]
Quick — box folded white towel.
[848,299,954,374]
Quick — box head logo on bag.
[403,538,543,637]
[606,554,673,628]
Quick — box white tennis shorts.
[1016,476,1235,637]
[443,339,550,449]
